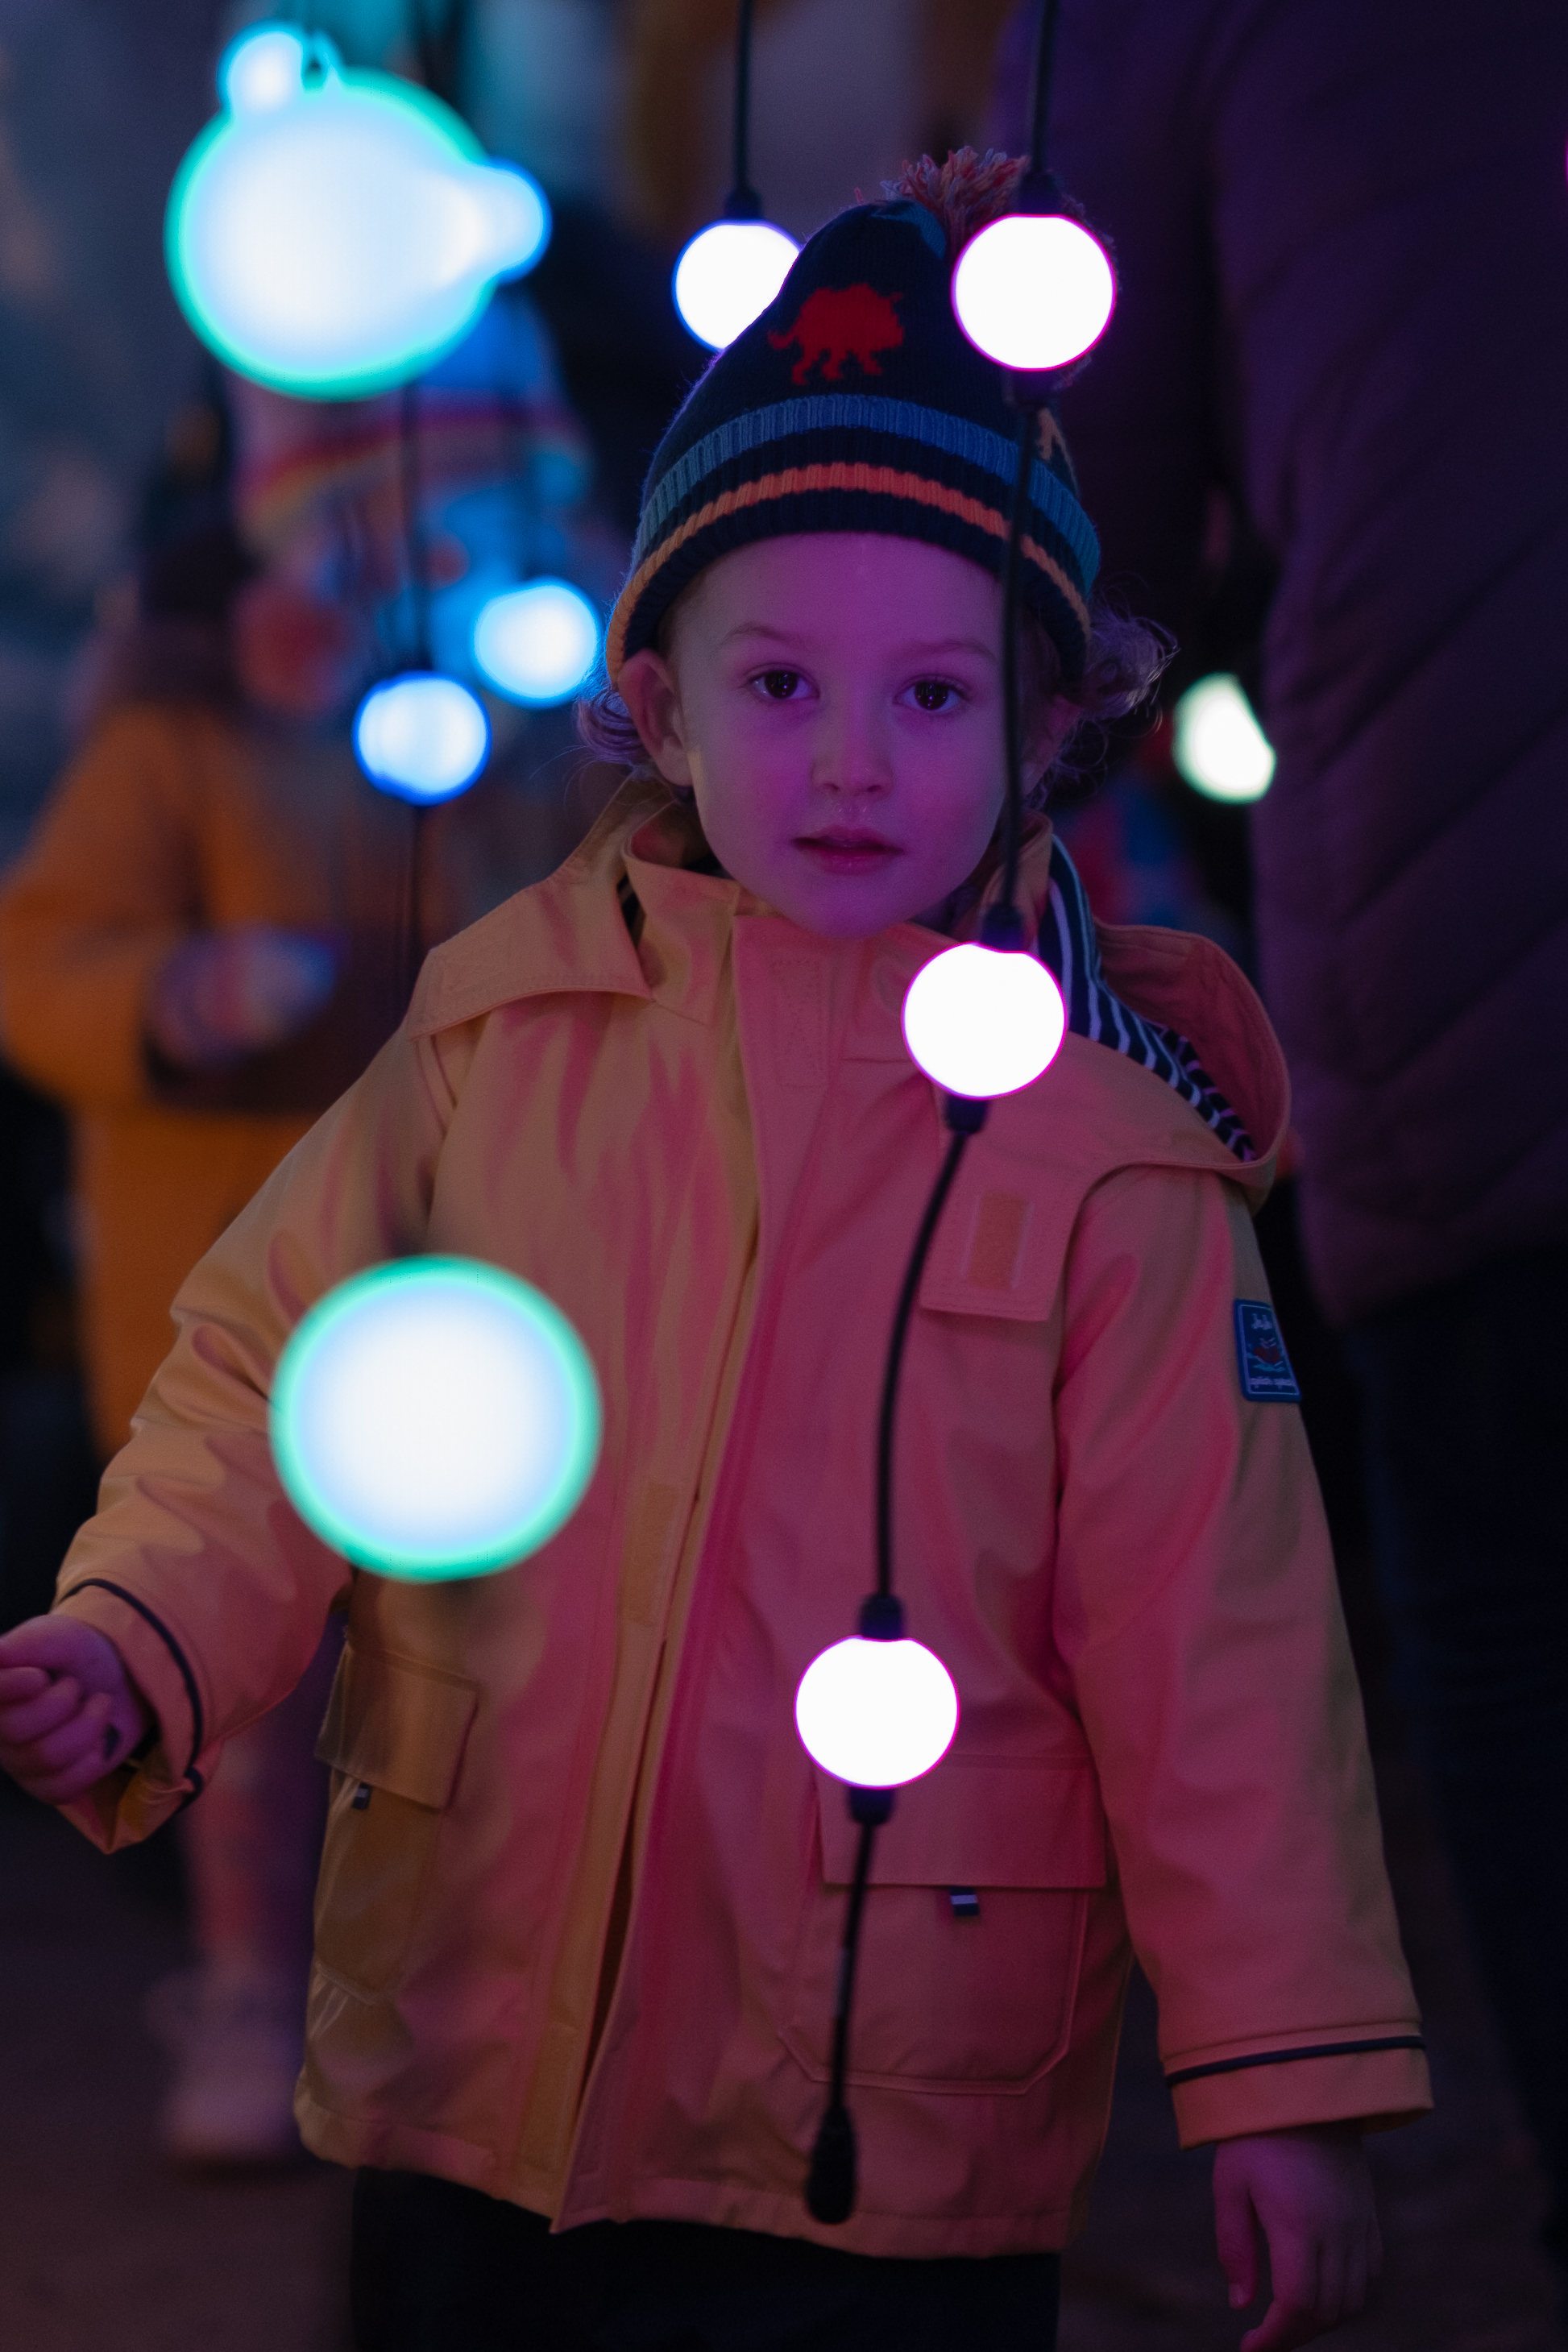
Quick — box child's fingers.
[1212,2168,1260,2311]
[0,1690,113,1792]
[1238,2231,1320,2352]
[0,1665,51,1705]
[0,1674,85,1747]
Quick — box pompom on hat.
[606,160,1101,687]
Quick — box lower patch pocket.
[782,1757,1105,2093]
[311,1643,479,1998]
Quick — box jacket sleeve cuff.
[1167,2031,1433,2147]
[52,1581,213,1852]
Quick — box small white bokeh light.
[952,211,1115,371]
[674,218,799,351]
[902,944,1066,1100]
[794,1634,960,1790]
[1172,673,1277,804]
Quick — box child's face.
[618,535,1072,939]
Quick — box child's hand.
[1213,2123,1381,2351]
[0,1616,152,1803]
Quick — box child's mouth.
[796,831,900,875]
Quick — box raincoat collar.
[407,774,1288,1186]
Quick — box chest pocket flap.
[817,1754,1107,1889]
[315,1641,479,1809]
[917,1162,1082,1324]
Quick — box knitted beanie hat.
[606,187,1100,686]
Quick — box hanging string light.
[351,374,492,1012]
[672,0,799,351]
[271,1258,601,1581]
[797,2,1097,2230]
[167,20,550,399]
[949,2,1114,375]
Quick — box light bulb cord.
[805,1809,879,2223]
[726,0,762,218]
[998,405,1037,915]
[396,380,432,1006]
[399,380,433,670]
[1028,0,1061,180]
[874,1122,973,1600]
[807,1107,977,2224]
[402,802,429,1006]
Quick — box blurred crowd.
[1,0,1565,2342]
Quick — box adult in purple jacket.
[996,0,1568,2287]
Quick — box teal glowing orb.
[166,23,551,398]
[354,672,491,803]
[472,579,600,706]
[271,1258,601,1580]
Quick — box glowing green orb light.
[271,1258,600,1580]
[1172,673,1277,804]
[166,23,551,399]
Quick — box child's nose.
[812,700,894,796]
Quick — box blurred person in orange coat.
[0,288,618,2167]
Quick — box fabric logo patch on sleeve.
[1234,1300,1301,1401]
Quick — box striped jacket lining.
[1041,841,1255,1163]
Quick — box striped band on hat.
[608,198,1099,684]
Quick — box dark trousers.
[1346,1247,1568,2242]
[351,2170,1062,2352]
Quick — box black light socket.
[806,2101,857,2224]
[858,1591,904,1641]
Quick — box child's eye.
[911,678,960,712]
[757,669,804,700]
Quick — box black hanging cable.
[997,405,1035,919]
[396,380,430,1000]
[1028,0,1061,180]
[725,0,762,219]
[398,379,432,671]
[409,0,471,111]
[807,1103,980,2225]
[803,0,1069,2230]
[874,1123,976,1604]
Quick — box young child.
[0,160,1427,2351]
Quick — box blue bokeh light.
[167,22,550,398]
[472,578,601,706]
[353,672,492,803]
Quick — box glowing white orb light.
[271,1258,601,1580]
[902,944,1066,1100]
[1172,673,1277,804]
[952,212,1115,371]
[795,1635,959,1790]
[167,23,550,398]
[674,218,799,351]
[472,579,600,706]
[354,673,491,803]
